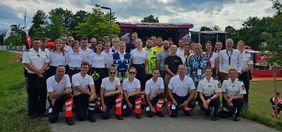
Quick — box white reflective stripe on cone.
[65,101,73,106]
[66,107,72,111]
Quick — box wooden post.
[273,66,278,118]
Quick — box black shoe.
[94,108,102,114]
[28,113,37,119]
[66,117,74,126]
[185,112,191,116]
[155,111,164,117]
[209,108,214,117]
[135,114,142,119]
[147,111,154,117]
[233,116,240,121]
[88,114,96,122]
[211,116,217,121]
[116,115,123,120]
[39,113,48,117]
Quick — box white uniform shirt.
[122,78,141,94]
[22,48,49,73]
[176,48,184,58]
[47,74,71,93]
[64,45,72,53]
[203,52,218,68]
[118,52,126,61]
[80,48,94,62]
[41,48,50,55]
[130,49,148,64]
[72,73,94,96]
[197,77,221,97]
[221,78,246,97]
[67,51,86,68]
[102,50,113,68]
[219,49,241,73]
[168,75,196,97]
[145,77,164,98]
[89,52,106,68]
[238,50,253,71]
[48,51,67,66]
[101,77,121,93]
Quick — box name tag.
[171,105,176,110]
[197,69,202,76]
[48,107,53,113]
[146,106,150,112]
[123,105,127,109]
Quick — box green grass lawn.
[0,51,50,132]
[243,80,282,131]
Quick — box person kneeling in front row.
[47,66,74,125]
[100,67,123,120]
[145,69,165,117]
[72,62,97,122]
[122,67,142,119]
[167,65,196,117]
[219,68,246,121]
[197,67,221,121]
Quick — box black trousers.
[27,73,47,116]
[221,98,244,118]
[46,66,56,79]
[238,71,251,104]
[73,94,96,121]
[170,93,196,117]
[102,94,120,119]
[48,94,72,123]
[122,95,140,116]
[132,64,146,91]
[145,94,165,114]
[68,68,80,80]
[199,95,220,116]
[91,68,108,95]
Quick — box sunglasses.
[129,72,136,74]
[109,72,116,75]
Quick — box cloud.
[0,0,275,32]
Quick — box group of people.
[22,32,253,126]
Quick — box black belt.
[92,67,106,70]
[132,63,145,67]
[69,67,80,70]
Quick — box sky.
[0,0,277,32]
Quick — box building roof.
[118,22,194,29]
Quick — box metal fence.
[0,45,26,51]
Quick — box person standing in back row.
[130,39,148,91]
[219,38,241,83]
[186,43,209,87]
[237,40,253,105]
[164,45,183,91]
[22,38,49,117]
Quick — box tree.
[261,0,282,66]
[4,25,26,45]
[272,0,282,15]
[200,26,212,31]
[70,10,89,37]
[49,8,73,34]
[235,17,272,50]
[0,33,4,44]
[141,15,159,23]
[45,15,66,41]
[74,7,120,39]
[28,10,48,38]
